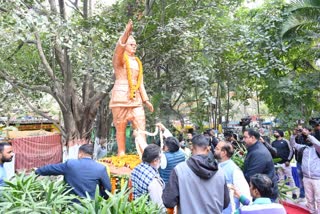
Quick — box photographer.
[293,125,308,202]
[290,128,320,214]
[313,124,320,141]
[262,129,297,199]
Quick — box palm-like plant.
[281,0,320,38]
[0,172,77,213]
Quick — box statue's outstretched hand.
[145,101,154,112]
[125,19,133,34]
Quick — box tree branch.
[54,39,66,77]
[0,94,8,104]
[6,41,24,60]
[0,7,8,13]
[88,83,113,106]
[5,40,36,61]
[144,0,156,16]
[0,69,52,94]
[171,90,184,109]
[66,0,84,18]
[34,32,56,81]
[51,87,68,112]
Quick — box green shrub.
[0,173,164,214]
[73,182,165,214]
[0,172,77,213]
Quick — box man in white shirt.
[214,141,251,214]
[0,142,14,186]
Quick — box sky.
[99,0,117,6]
[244,0,264,8]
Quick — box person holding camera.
[293,125,308,202]
[313,124,320,141]
[262,129,297,199]
[290,128,320,214]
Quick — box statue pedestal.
[98,155,140,194]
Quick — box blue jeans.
[297,162,305,198]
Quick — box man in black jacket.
[262,129,297,199]
[243,129,278,201]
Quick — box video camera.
[239,117,251,126]
[309,118,320,127]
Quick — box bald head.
[125,35,137,56]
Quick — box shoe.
[292,194,297,199]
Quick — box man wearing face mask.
[131,144,164,208]
[290,128,320,214]
[262,130,297,199]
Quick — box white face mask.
[155,162,160,170]
[154,157,161,169]
[152,155,161,170]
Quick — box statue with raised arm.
[110,20,154,156]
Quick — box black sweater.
[271,139,291,163]
[244,141,278,200]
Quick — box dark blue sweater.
[244,141,278,200]
[36,157,111,199]
[159,150,185,184]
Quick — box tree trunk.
[226,80,230,125]
[96,96,111,142]
[215,83,219,129]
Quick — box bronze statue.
[110,20,154,156]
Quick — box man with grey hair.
[214,141,251,214]
[162,134,230,213]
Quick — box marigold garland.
[99,154,141,169]
[124,53,143,99]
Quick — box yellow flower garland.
[124,53,143,99]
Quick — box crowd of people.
[131,124,320,214]
[0,123,319,213]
